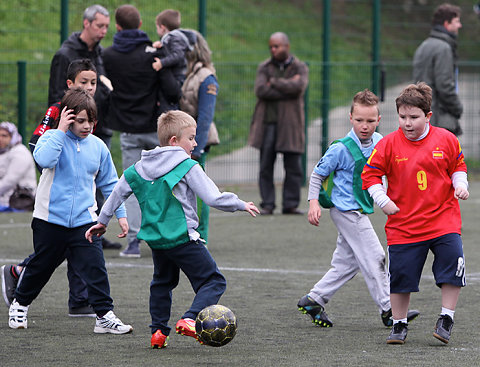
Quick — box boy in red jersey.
[362,82,469,345]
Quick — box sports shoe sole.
[119,253,141,258]
[433,332,449,344]
[1,265,11,307]
[386,338,406,345]
[176,321,198,339]
[94,325,133,334]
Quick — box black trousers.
[259,123,303,210]
[15,219,113,315]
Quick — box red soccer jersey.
[361,125,467,245]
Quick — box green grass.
[0,183,480,366]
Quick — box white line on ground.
[1,257,479,281]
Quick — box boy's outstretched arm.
[85,217,129,243]
[244,202,260,217]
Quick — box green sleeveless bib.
[318,137,373,214]
[124,159,198,250]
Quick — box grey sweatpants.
[120,132,159,244]
[309,207,390,313]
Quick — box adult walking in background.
[413,3,463,136]
[0,122,36,211]
[248,32,308,215]
[103,5,181,258]
[180,30,218,242]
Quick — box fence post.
[321,0,331,154]
[302,82,309,185]
[60,0,69,44]
[198,0,207,37]
[17,61,27,145]
[371,0,381,94]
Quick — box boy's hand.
[152,41,162,48]
[57,106,75,133]
[244,202,260,217]
[308,199,322,226]
[85,223,107,243]
[454,186,469,200]
[152,57,163,71]
[117,217,129,238]
[381,201,400,215]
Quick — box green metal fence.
[2,0,480,184]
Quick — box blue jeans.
[149,240,226,335]
[15,219,113,315]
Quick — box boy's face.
[0,129,12,150]
[156,24,168,37]
[172,126,197,156]
[69,109,95,139]
[349,104,380,140]
[67,70,97,97]
[398,105,432,140]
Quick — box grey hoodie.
[98,146,246,241]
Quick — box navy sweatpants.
[149,240,226,335]
[15,218,113,315]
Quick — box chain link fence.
[1,0,480,183]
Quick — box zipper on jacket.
[76,140,80,152]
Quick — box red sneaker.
[151,330,168,349]
[175,318,198,339]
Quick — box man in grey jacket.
[413,3,463,135]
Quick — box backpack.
[317,136,373,214]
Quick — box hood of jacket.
[134,146,191,180]
[112,29,151,53]
[62,31,102,56]
[162,29,197,51]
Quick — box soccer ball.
[195,304,237,347]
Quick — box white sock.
[441,307,455,320]
[393,318,407,325]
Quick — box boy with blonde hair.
[362,82,468,344]
[86,110,259,349]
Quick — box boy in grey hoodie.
[86,110,259,349]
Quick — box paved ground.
[207,76,480,185]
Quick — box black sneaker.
[433,314,454,344]
[386,321,408,344]
[381,308,420,327]
[101,237,122,250]
[68,305,96,318]
[1,265,20,307]
[297,295,333,327]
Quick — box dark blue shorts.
[387,233,466,293]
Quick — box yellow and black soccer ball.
[195,304,237,347]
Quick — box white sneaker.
[9,300,29,329]
[94,310,133,334]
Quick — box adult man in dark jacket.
[248,32,309,215]
[413,3,463,135]
[48,4,112,145]
[103,5,181,258]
